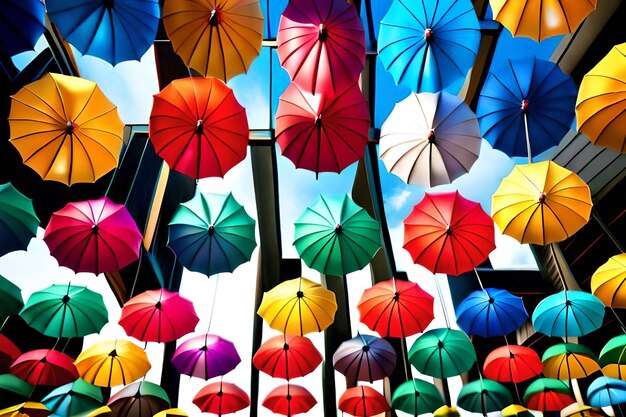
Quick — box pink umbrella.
[171,334,241,380]
[10,349,78,387]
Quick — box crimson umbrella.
[338,386,390,417]
[253,334,322,380]
[171,334,240,380]
[10,349,78,387]
[0,334,20,373]
[523,378,575,412]
[483,345,543,383]
[333,334,396,383]
[262,384,317,417]
[192,381,250,416]
[107,381,170,417]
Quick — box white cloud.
[388,188,413,211]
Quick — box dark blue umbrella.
[587,376,626,408]
[455,287,528,338]
[46,0,160,65]
[476,57,577,160]
[0,0,45,58]
[378,0,480,94]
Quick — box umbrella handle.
[523,112,532,164]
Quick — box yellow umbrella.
[433,405,461,417]
[153,409,188,417]
[561,403,604,417]
[257,277,337,336]
[0,402,49,417]
[162,0,264,81]
[542,343,601,380]
[490,0,597,41]
[8,73,124,186]
[492,161,592,245]
[76,406,111,417]
[591,254,626,308]
[74,339,151,387]
[502,404,533,417]
[576,43,626,154]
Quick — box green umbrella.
[599,334,626,379]
[0,373,33,397]
[392,378,445,416]
[408,328,476,378]
[294,194,381,276]
[0,274,23,321]
[457,379,514,415]
[20,284,108,338]
[0,182,39,257]
[42,378,103,417]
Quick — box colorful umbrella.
[0,402,49,417]
[171,333,241,380]
[193,381,250,416]
[43,197,142,275]
[524,378,575,412]
[332,334,396,383]
[74,339,151,387]
[275,81,369,175]
[167,190,256,276]
[149,77,249,179]
[433,405,460,417]
[542,343,600,380]
[162,0,263,80]
[483,345,542,383]
[403,191,495,276]
[600,334,626,379]
[0,183,39,257]
[276,0,365,95]
[532,290,605,338]
[587,376,626,408]
[492,161,592,245]
[0,373,33,398]
[576,43,626,153]
[107,381,169,417]
[81,406,111,417]
[41,378,103,417]
[262,384,316,417]
[10,349,78,387]
[501,404,534,417]
[0,273,24,321]
[457,379,514,415]
[0,335,21,373]
[408,328,476,378]
[356,278,434,338]
[153,409,188,417]
[591,254,626,308]
[294,194,381,277]
[253,334,322,380]
[391,379,445,416]
[378,0,480,94]
[338,386,389,417]
[9,73,124,185]
[257,277,337,336]
[0,0,45,58]
[561,403,604,417]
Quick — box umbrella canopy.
[378,0,480,94]
[10,349,78,387]
[502,404,534,417]
[408,327,476,378]
[276,0,365,95]
[587,376,626,408]
[332,334,396,383]
[561,403,604,417]
[162,0,263,81]
[0,373,33,398]
[600,334,626,379]
[483,345,543,383]
[275,82,369,175]
[524,378,575,412]
[476,58,577,159]
[379,92,482,187]
[75,339,150,387]
[107,381,169,417]
[0,273,24,321]
[9,73,124,185]
[0,183,39,258]
[532,290,605,338]
[19,284,108,339]
[457,379,514,415]
[294,194,381,277]
[0,402,49,417]
[153,409,187,417]
[262,384,317,417]
[434,405,460,417]
[0,335,21,373]
[149,77,249,180]
[576,43,626,153]
[119,288,199,343]
[43,197,142,275]
[391,379,445,416]
[0,0,45,58]
[591,254,626,308]
[357,278,434,338]
[46,0,159,65]
[542,343,601,380]
[403,191,495,275]
[257,277,337,336]
[338,386,389,417]
[167,190,256,276]
[171,333,241,380]
[41,378,103,417]
[492,161,592,245]
[193,381,250,416]
[253,334,322,380]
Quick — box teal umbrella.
[0,274,23,321]
[0,373,33,398]
[408,328,476,378]
[532,291,605,338]
[0,182,39,257]
[42,378,103,417]
[392,379,445,416]
[457,379,514,415]
[294,194,381,277]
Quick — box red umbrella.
[192,380,250,416]
[10,349,78,387]
[403,191,496,276]
[253,334,322,380]
[275,82,369,175]
[277,0,365,95]
[338,386,390,417]
[0,334,21,373]
[171,334,241,380]
[149,76,249,180]
[43,197,142,275]
[357,278,434,338]
[483,345,543,383]
[119,288,199,343]
[262,384,317,416]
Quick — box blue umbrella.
[455,287,528,338]
[476,57,577,160]
[0,0,45,58]
[46,0,160,65]
[42,378,103,417]
[378,0,480,94]
[532,290,605,338]
[587,376,626,408]
[332,334,397,383]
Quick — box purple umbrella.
[171,334,241,380]
[332,334,397,383]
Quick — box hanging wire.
[104,134,133,197]
[473,268,486,292]
[433,275,451,328]
[523,112,533,164]
[206,274,220,333]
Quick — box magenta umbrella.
[333,334,396,383]
[171,334,241,380]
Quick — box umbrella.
[153,409,187,417]
[8,73,124,185]
[119,288,199,343]
[0,274,23,322]
[576,43,626,153]
[502,404,534,417]
[276,0,365,95]
[19,284,108,339]
[0,402,49,417]
[0,373,33,398]
[403,191,495,275]
[338,386,389,417]
[391,379,445,416]
[332,334,396,383]
[293,194,381,277]
[171,334,241,380]
[10,349,78,387]
[275,81,369,175]
[74,339,151,387]
[587,376,626,408]
[0,335,21,373]
[483,345,542,383]
[107,381,169,417]
[408,327,476,378]
[379,91,482,187]
[455,287,528,338]
[193,381,250,416]
[356,278,434,338]
[561,403,604,417]
[434,405,460,417]
[149,77,249,180]
[46,0,159,65]
[167,190,256,276]
[41,378,103,417]
[457,379,514,415]
[162,0,263,80]
[491,161,592,245]
[600,334,626,379]
[80,406,111,416]
[591,254,626,308]
[0,183,39,258]
[532,290,605,338]
[0,0,45,58]
[43,196,142,275]
[542,343,601,380]
[476,58,577,159]
[252,334,322,380]
[524,378,575,412]
[257,277,337,336]
[378,0,480,94]
[262,384,317,417]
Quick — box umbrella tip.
[296,291,304,299]
[424,28,434,43]
[438,341,444,348]
[538,192,546,203]
[103,0,114,8]
[427,129,436,143]
[335,224,342,234]
[445,224,452,235]
[488,297,494,304]
[521,99,530,112]
[315,114,322,127]
[62,295,70,303]
[318,24,328,42]
[393,292,400,301]
[92,224,100,233]
[209,8,221,26]
[208,225,215,234]
[283,343,290,351]
[109,349,117,357]
[155,301,162,309]
[286,394,292,401]
[362,345,370,352]
[196,119,204,135]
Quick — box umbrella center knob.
[362,345,370,352]
[155,301,162,309]
[445,224,452,235]
[437,341,444,348]
[65,121,77,134]
[283,343,289,350]
[296,290,304,298]
[217,390,223,397]
[393,292,400,301]
[62,295,70,303]
[424,28,434,42]
[200,345,208,351]
[92,224,99,233]
[286,394,292,401]
[209,8,221,26]
[208,225,215,234]
[196,119,204,135]
[427,129,436,143]
[315,114,323,127]
[133,392,141,399]
[538,192,546,203]
[40,357,47,364]
[521,99,530,112]
[103,0,114,9]
[566,300,572,306]
[509,352,515,359]
[318,24,328,42]
[109,349,117,357]
[335,224,342,234]
[488,297,494,304]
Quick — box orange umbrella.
[0,402,49,417]
[591,254,626,308]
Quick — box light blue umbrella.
[532,291,605,338]
[587,376,626,408]
[42,378,103,417]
